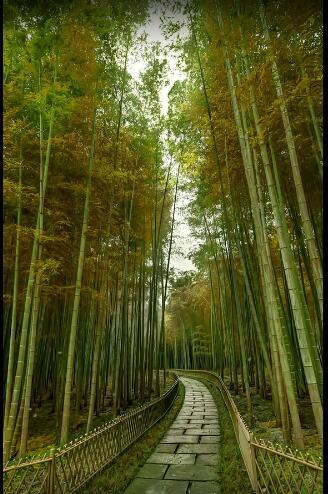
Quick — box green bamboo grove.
[3,0,322,462]
[165,0,322,449]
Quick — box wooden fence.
[3,375,179,494]
[177,369,323,494]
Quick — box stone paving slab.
[175,425,188,430]
[170,423,200,429]
[184,429,220,435]
[189,419,217,424]
[167,428,188,434]
[136,463,168,479]
[161,435,198,444]
[200,436,220,443]
[203,424,220,430]
[156,444,178,453]
[177,443,218,454]
[165,465,218,481]
[190,481,221,493]
[124,377,221,494]
[125,478,189,494]
[147,453,196,464]
[196,454,218,465]
[169,420,192,430]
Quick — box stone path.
[125,377,220,494]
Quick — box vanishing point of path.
[125,377,220,494]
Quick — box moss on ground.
[82,381,185,493]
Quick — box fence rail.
[3,375,179,494]
[176,369,323,494]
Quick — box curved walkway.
[125,377,220,494]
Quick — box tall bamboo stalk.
[4,146,22,432]
[259,1,323,328]
[60,108,97,446]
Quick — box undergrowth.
[225,379,321,455]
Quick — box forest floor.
[223,378,321,456]
[22,372,175,456]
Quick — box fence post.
[118,419,122,451]
[47,448,56,494]
[249,432,259,494]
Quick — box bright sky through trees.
[128,2,198,273]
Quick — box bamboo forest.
[3,0,323,493]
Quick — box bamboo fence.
[3,374,179,494]
[177,369,323,494]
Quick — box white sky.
[128,2,198,273]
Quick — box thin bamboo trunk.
[60,109,97,446]
[4,147,22,432]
